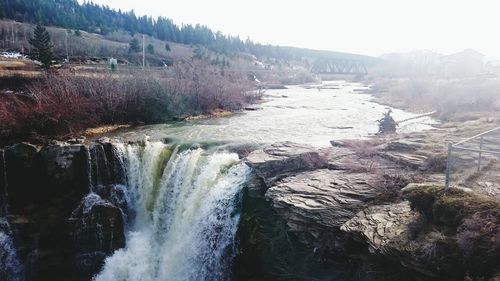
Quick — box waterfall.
[94,140,250,281]
[0,227,23,281]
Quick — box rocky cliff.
[245,137,497,280]
[0,139,126,281]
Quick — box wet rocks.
[1,140,128,280]
[244,105,264,111]
[69,193,125,279]
[39,142,90,207]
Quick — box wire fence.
[445,126,500,194]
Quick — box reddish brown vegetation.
[0,62,255,144]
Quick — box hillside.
[0,0,377,66]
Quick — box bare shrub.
[457,211,500,260]
[424,153,447,172]
[0,61,255,144]
[373,172,413,201]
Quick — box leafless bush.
[0,61,255,144]
[424,154,447,172]
[457,211,499,260]
[373,172,413,201]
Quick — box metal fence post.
[477,135,483,172]
[445,143,452,188]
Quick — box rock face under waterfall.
[0,140,127,281]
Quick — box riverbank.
[243,112,499,280]
[1,79,498,280]
[0,62,257,147]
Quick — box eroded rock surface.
[266,169,379,231]
[341,201,417,252]
[245,142,329,185]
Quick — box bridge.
[311,59,368,75]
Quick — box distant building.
[439,49,484,77]
[485,60,500,74]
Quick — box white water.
[94,141,250,281]
[112,81,437,147]
[0,227,23,281]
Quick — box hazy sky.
[83,0,500,59]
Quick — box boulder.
[266,169,379,231]
[94,184,130,222]
[330,140,348,147]
[341,201,417,253]
[39,142,90,198]
[341,200,469,278]
[69,193,125,279]
[245,142,329,185]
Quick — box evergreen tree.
[129,38,140,53]
[146,44,154,54]
[29,23,54,69]
[0,0,311,60]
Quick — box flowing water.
[112,81,436,147]
[0,220,23,281]
[1,81,437,280]
[95,81,436,280]
[95,141,251,281]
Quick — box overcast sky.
[82,0,500,59]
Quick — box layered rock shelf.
[0,139,127,281]
[244,135,458,278]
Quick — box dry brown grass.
[403,184,500,279]
[0,57,41,78]
[83,125,131,137]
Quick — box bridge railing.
[445,126,500,190]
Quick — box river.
[111,81,436,147]
[87,81,438,281]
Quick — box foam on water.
[94,141,250,281]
